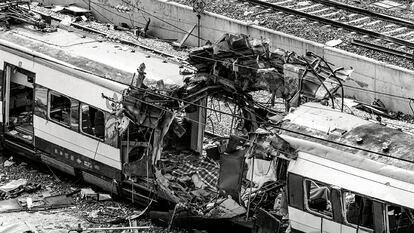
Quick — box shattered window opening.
[70,99,79,132]
[304,179,333,218]
[343,191,374,230]
[34,85,48,118]
[206,97,239,136]
[80,104,105,140]
[387,204,414,233]
[49,92,71,126]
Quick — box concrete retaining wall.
[44,0,414,114]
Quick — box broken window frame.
[303,178,333,219]
[386,203,414,233]
[70,99,79,132]
[79,103,106,141]
[48,91,72,127]
[342,190,374,231]
[34,84,48,118]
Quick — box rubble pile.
[0,1,53,31]
[142,128,295,232]
[171,0,414,69]
[0,156,167,232]
[99,32,356,231]
[185,33,353,110]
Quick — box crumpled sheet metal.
[0,222,33,233]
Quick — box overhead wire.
[90,0,207,42]
[123,85,414,164]
[57,0,414,103]
[12,2,414,162]
[122,92,414,200]
[185,53,414,102]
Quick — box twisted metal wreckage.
[104,33,354,231]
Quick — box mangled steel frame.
[106,33,353,231]
[0,1,50,30]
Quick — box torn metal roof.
[281,102,414,172]
[0,26,184,86]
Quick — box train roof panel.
[282,102,414,171]
[0,26,184,86]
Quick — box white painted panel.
[289,207,341,233]
[289,207,321,233]
[34,66,120,112]
[342,224,371,233]
[288,152,414,209]
[0,50,34,75]
[322,218,341,232]
[11,71,33,88]
[34,115,121,170]
[0,50,126,112]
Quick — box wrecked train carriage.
[0,26,198,206]
[276,102,414,233]
[187,33,354,111]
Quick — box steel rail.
[244,0,414,48]
[351,39,413,60]
[313,0,414,29]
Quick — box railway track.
[351,39,413,60]
[244,0,414,49]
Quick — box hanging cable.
[123,86,414,164]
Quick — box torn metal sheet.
[0,199,22,213]
[254,208,281,233]
[0,222,34,233]
[43,195,75,208]
[0,179,27,193]
[63,5,91,15]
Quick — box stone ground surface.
[0,155,181,233]
[3,2,414,232]
[170,0,414,70]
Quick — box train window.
[70,99,79,132]
[304,179,332,218]
[49,92,71,126]
[80,103,105,140]
[104,113,118,147]
[387,205,414,233]
[34,85,48,118]
[343,191,373,229]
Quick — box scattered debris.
[186,33,353,110]
[0,221,34,233]
[325,39,343,47]
[0,1,52,31]
[80,188,97,200]
[0,178,27,193]
[355,98,395,119]
[0,198,23,213]
[3,157,15,167]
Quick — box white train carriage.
[0,26,187,202]
[279,102,414,233]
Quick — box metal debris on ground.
[80,188,112,201]
[98,32,354,231]
[0,1,54,31]
[3,157,15,167]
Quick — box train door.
[2,63,35,146]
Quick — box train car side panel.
[33,115,121,169]
[288,152,414,209]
